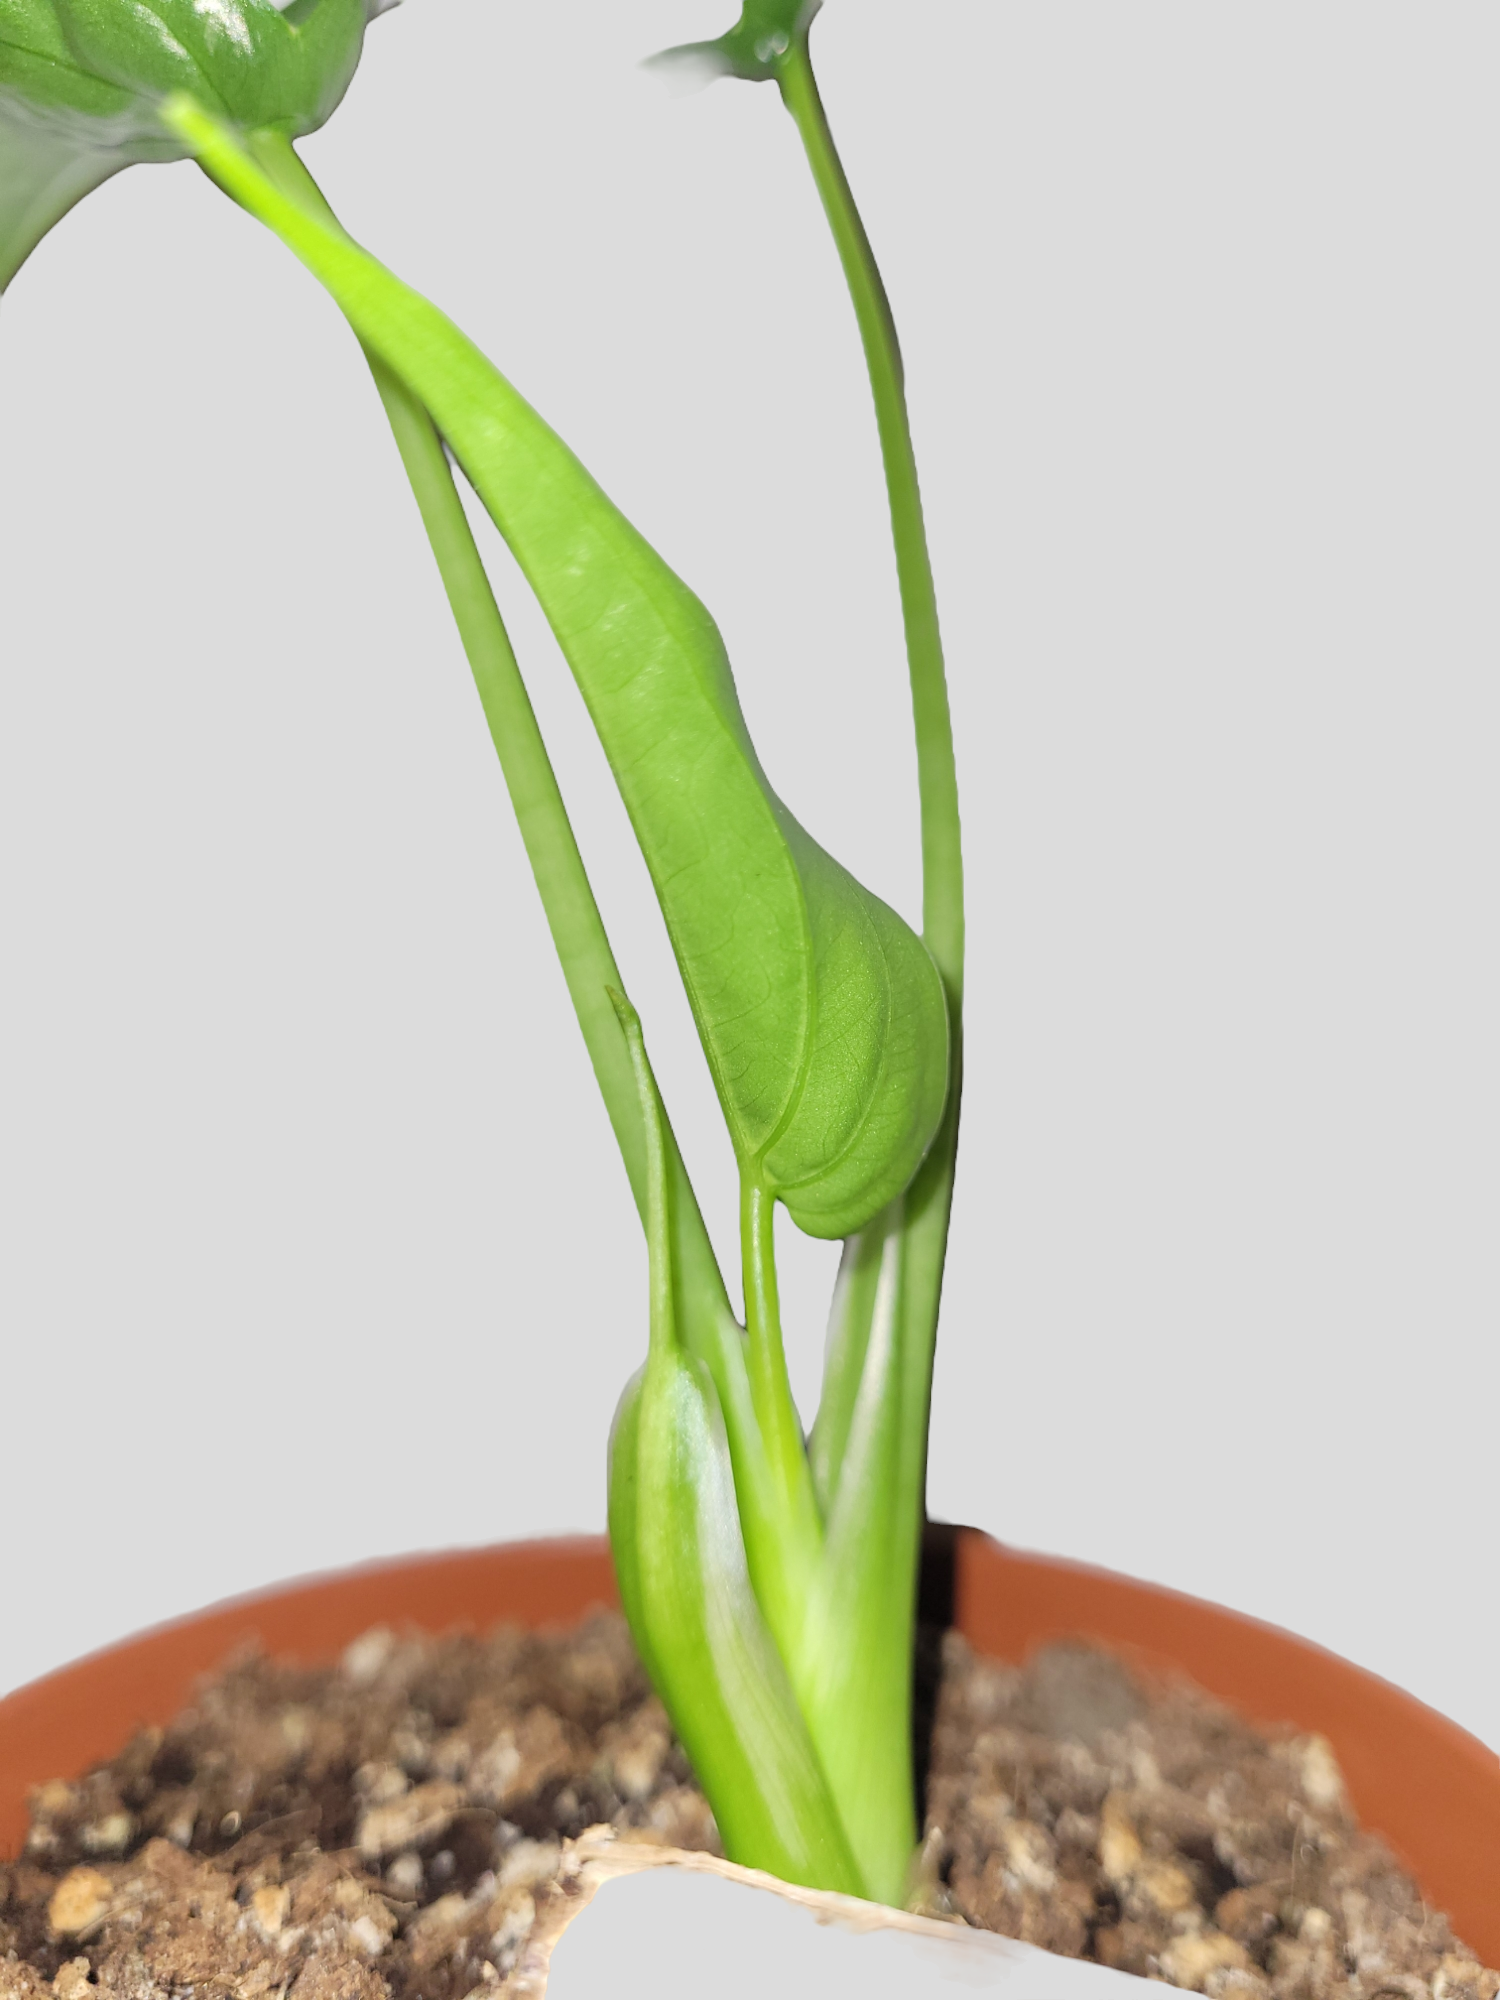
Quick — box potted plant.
[1,0,1495,1989]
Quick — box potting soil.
[0,1618,1492,2000]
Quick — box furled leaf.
[167,99,951,1241]
[609,1356,865,1893]
[605,990,862,1896]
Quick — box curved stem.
[240,130,646,1207]
[741,1176,808,1503]
[738,1172,825,1641]
[362,343,748,1375]
[777,44,964,1006]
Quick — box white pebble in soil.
[385,1853,424,1900]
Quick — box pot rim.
[1,1527,1495,1962]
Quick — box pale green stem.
[799,1195,916,1905]
[777,46,965,1003]
[740,1176,814,1513]
[368,363,654,1183]
[738,1171,825,1655]
[777,34,964,1580]
[242,134,639,1196]
[778,26,966,1552]
[808,1223,886,1516]
[611,992,677,1365]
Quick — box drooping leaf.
[165,99,951,1241]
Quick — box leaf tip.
[642,42,735,97]
[604,982,641,1038]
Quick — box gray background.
[2,0,1495,1754]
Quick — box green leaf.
[605,989,863,1896]
[48,0,370,132]
[0,0,141,123]
[0,0,384,291]
[165,97,951,1242]
[0,110,130,292]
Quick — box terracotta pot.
[1,1530,1495,1963]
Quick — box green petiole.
[778,40,965,1003]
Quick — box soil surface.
[1,1617,1493,2000]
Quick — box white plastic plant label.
[520,1836,1148,1996]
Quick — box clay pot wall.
[1,1531,1494,1960]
